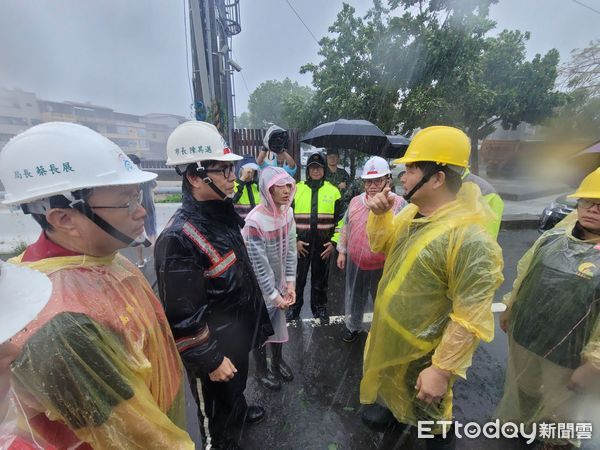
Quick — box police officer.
[288,152,343,324]
[233,162,260,219]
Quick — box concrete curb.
[497,187,567,202]
[501,214,539,230]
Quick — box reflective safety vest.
[233,181,260,219]
[294,180,341,242]
[463,171,504,238]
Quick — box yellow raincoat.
[495,215,600,447]
[360,183,504,429]
[1,252,193,450]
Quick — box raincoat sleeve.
[336,209,350,254]
[11,312,193,449]
[243,224,279,303]
[431,228,504,378]
[155,234,224,375]
[582,317,600,370]
[286,219,298,282]
[366,209,396,254]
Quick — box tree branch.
[478,117,502,133]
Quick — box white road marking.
[288,304,505,327]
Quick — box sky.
[0,0,598,118]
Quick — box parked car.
[538,194,576,232]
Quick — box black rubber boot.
[342,327,360,343]
[253,346,281,391]
[243,405,265,425]
[424,426,456,450]
[316,308,330,325]
[361,403,396,431]
[285,308,300,323]
[271,343,294,382]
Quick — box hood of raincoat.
[262,125,288,153]
[258,166,296,217]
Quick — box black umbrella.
[382,135,411,159]
[301,119,390,156]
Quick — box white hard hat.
[0,122,157,205]
[166,121,242,167]
[361,156,391,179]
[0,261,52,343]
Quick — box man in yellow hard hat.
[361,126,504,449]
[393,158,504,239]
[495,168,600,449]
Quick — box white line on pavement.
[288,304,506,328]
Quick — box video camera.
[268,130,289,154]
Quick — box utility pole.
[188,0,241,144]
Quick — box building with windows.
[0,87,185,159]
[0,88,42,147]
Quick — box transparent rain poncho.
[0,253,193,450]
[495,216,600,447]
[337,191,407,333]
[360,183,504,429]
[243,166,297,342]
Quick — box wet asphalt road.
[130,228,600,450]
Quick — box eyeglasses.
[578,199,600,210]
[364,177,388,186]
[90,190,143,215]
[205,164,235,179]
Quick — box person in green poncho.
[496,167,600,450]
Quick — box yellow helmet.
[393,126,471,168]
[567,167,600,199]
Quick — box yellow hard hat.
[393,126,471,168]
[567,167,600,199]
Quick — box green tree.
[545,89,600,142]
[300,0,562,174]
[299,2,399,132]
[236,111,251,129]
[247,78,313,128]
[545,41,600,142]
[561,40,600,97]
